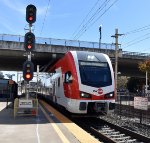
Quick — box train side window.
[64,71,73,83]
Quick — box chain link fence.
[115,92,150,125]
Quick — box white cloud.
[37,6,48,16]
[1,0,48,16]
[1,0,25,15]
[0,17,15,33]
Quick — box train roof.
[70,51,109,62]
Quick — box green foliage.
[139,60,150,78]
[138,60,150,93]
[117,76,128,89]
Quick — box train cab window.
[64,71,73,83]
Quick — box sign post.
[134,97,148,123]
[134,97,148,110]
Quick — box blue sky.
[0,0,150,53]
[1,0,150,80]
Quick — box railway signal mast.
[23,4,36,99]
[23,4,36,82]
[13,5,38,117]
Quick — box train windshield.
[79,61,112,87]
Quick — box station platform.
[0,100,100,143]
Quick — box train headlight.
[104,92,114,99]
[80,92,91,98]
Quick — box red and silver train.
[47,51,115,114]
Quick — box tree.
[117,76,128,90]
[138,60,150,93]
[139,60,150,78]
[0,71,4,79]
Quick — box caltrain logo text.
[98,88,103,95]
[93,88,103,95]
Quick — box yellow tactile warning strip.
[40,100,100,143]
[40,104,70,143]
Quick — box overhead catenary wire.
[73,0,111,40]
[72,0,101,37]
[40,0,51,36]
[74,0,119,40]
[121,24,150,51]
[123,32,150,46]
[73,0,119,40]
[123,35,150,49]
[73,0,112,40]
[124,24,150,35]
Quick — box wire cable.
[74,0,119,40]
[124,24,150,35]
[73,0,111,39]
[123,36,150,49]
[123,33,150,46]
[40,0,51,36]
[121,24,150,50]
[72,0,101,37]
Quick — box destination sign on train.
[80,62,107,67]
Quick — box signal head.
[26,4,36,24]
[24,32,35,52]
[23,61,34,81]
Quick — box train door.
[51,72,64,105]
[55,75,65,106]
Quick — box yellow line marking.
[40,104,70,143]
[40,100,100,143]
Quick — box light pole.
[99,25,102,48]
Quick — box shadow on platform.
[0,102,49,125]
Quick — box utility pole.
[111,29,124,95]
[146,70,148,94]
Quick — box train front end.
[67,51,115,114]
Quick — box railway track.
[39,97,150,143]
[72,117,150,143]
[91,125,142,143]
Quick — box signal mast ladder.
[14,98,38,118]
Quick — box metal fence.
[0,34,115,50]
[115,92,150,125]
[122,51,150,59]
[1,34,150,59]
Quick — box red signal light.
[27,45,32,49]
[26,74,31,79]
[29,16,33,21]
